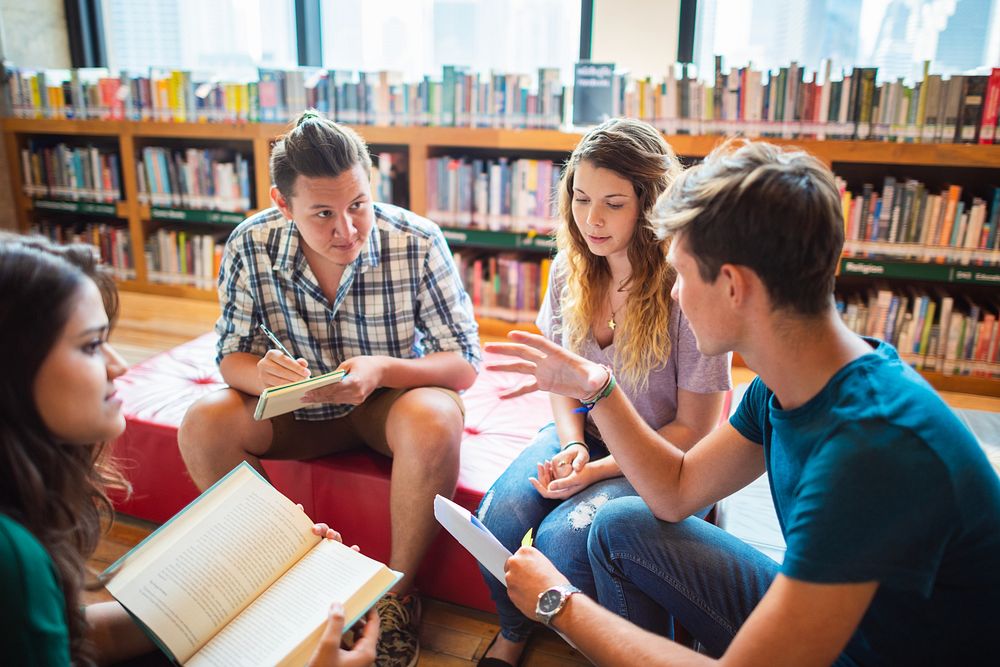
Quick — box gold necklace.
[608,301,620,330]
[608,281,629,330]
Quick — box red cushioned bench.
[110,333,553,612]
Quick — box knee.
[178,389,248,457]
[587,496,650,562]
[388,389,463,462]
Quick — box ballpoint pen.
[258,323,295,360]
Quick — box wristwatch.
[535,584,581,625]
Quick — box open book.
[103,463,401,666]
[254,369,347,420]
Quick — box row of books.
[144,227,226,290]
[838,287,999,378]
[454,251,552,323]
[4,65,566,130]
[20,142,122,202]
[595,62,999,144]
[426,156,562,233]
[371,152,400,209]
[8,62,997,143]
[29,220,135,280]
[137,147,253,212]
[838,178,1000,266]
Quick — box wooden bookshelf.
[4,117,999,395]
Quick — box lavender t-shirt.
[536,253,732,434]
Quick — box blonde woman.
[474,119,731,667]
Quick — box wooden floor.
[93,292,1000,666]
[97,292,590,666]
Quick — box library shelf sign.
[839,258,1000,286]
[150,207,247,225]
[33,199,117,217]
[441,227,556,252]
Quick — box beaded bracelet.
[561,440,589,453]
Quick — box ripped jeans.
[476,423,639,642]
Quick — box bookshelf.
[3,117,999,395]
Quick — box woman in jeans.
[475,119,731,666]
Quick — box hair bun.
[296,109,323,126]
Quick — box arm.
[542,388,727,497]
[505,547,876,667]
[86,601,155,666]
[485,332,762,520]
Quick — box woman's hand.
[549,444,589,478]
[530,458,603,500]
[307,604,380,667]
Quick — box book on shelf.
[5,61,1000,142]
[836,174,1000,267]
[453,251,551,323]
[426,155,560,233]
[136,146,252,212]
[30,219,135,281]
[837,286,999,379]
[144,228,226,290]
[254,369,348,421]
[103,462,400,667]
[20,141,122,203]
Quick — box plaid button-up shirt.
[215,203,481,420]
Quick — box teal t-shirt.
[0,513,71,665]
[730,339,1000,665]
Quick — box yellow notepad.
[253,369,347,421]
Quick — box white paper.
[433,495,511,585]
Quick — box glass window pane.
[102,0,297,79]
[321,0,581,84]
[694,0,1000,83]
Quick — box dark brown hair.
[0,233,126,666]
[270,110,372,198]
[654,139,844,316]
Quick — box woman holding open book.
[474,119,731,666]
[0,233,377,667]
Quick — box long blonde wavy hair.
[554,118,681,389]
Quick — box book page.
[187,539,401,667]
[108,467,319,664]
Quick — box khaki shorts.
[264,386,464,460]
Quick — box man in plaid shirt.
[179,111,481,667]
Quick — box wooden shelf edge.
[476,316,539,341]
[118,280,217,301]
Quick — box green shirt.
[0,513,70,665]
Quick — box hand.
[258,349,311,388]
[484,331,608,401]
[550,444,589,476]
[504,546,571,619]
[307,604,379,667]
[302,356,385,406]
[530,459,602,500]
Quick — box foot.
[481,633,527,666]
[374,592,421,667]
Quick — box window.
[102,0,297,79]
[321,0,582,84]
[694,0,1000,83]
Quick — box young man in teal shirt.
[487,140,1000,666]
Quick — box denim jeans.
[587,496,779,656]
[476,423,640,642]
[588,496,866,666]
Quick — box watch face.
[539,589,563,613]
